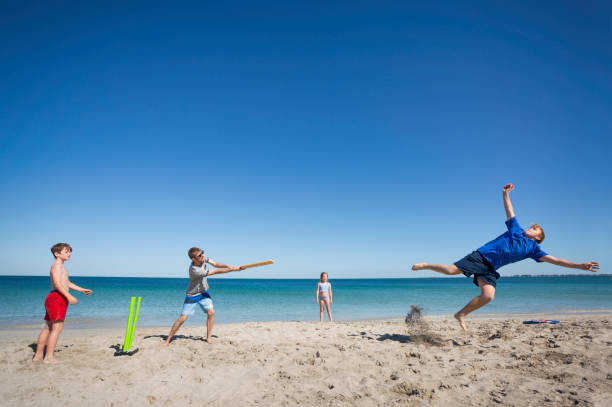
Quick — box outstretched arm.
[208,259,230,268]
[502,184,515,220]
[68,281,92,295]
[539,255,599,272]
[207,266,241,276]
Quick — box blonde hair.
[188,247,202,259]
[531,223,545,244]
[50,243,72,258]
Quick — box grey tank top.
[319,282,330,293]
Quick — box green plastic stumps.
[121,296,141,353]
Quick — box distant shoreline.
[1,274,610,279]
[507,274,611,277]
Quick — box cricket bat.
[239,260,275,270]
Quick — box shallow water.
[1,275,611,328]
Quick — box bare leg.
[205,309,215,344]
[325,300,333,322]
[32,322,52,361]
[412,263,462,275]
[162,315,188,346]
[43,321,64,364]
[319,300,324,322]
[454,279,495,332]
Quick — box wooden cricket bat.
[239,260,275,270]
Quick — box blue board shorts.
[181,292,213,315]
[454,250,500,288]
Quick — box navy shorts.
[454,251,500,288]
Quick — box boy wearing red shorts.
[32,243,92,363]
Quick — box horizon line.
[0,274,610,279]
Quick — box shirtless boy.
[162,247,240,346]
[32,243,92,363]
[412,184,599,331]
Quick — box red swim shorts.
[44,291,69,322]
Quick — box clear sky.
[1,1,610,278]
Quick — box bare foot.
[159,342,169,347]
[206,338,214,344]
[43,358,61,364]
[412,263,427,271]
[32,356,43,362]
[454,313,468,332]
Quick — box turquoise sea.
[2,276,611,328]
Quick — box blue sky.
[1,1,610,278]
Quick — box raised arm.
[502,184,515,220]
[539,255,600,272]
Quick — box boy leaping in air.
[412,184,599,332]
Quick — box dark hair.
[50,243,72,258]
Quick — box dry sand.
[1,314,611,406]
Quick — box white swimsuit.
[319,282,330,300]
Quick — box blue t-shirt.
[477,217,548,270]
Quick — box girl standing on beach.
[316,272,333,322]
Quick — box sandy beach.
[1,314,611,406]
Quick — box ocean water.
[1,276,611,328]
